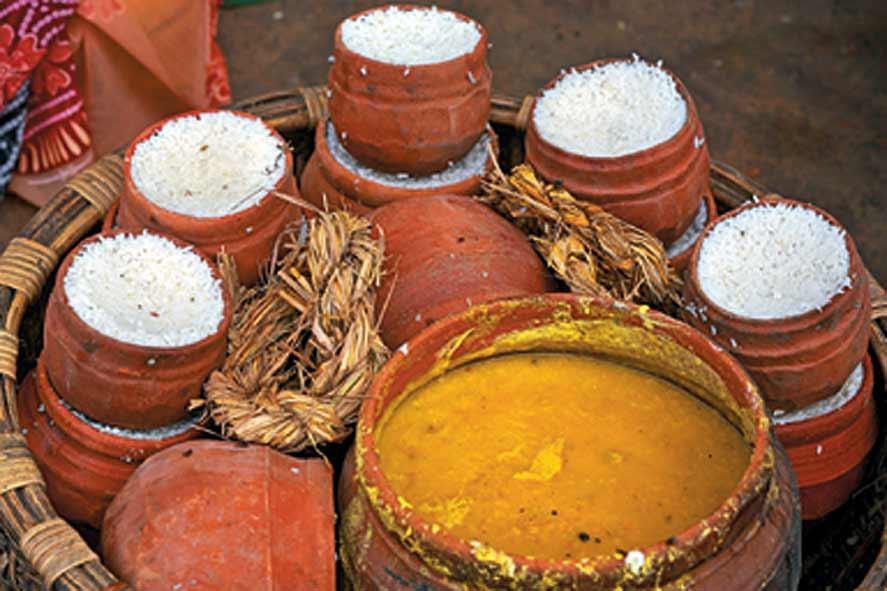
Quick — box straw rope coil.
[64,153,124,215]
[0,329,18,380]
[0,434,44,494]
[298,86,330,128]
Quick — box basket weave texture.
[0,86,884,590]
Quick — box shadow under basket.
[0,86,885,591]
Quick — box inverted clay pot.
[117,109,303,286]
[683,198,871,411]
[18,359,199,529]
[328,5,491,175]
[300,119,495,214]
[338,294,801,591]
[102,440,336,591]
[370,194,557,348]
[775,353,877,520]
[525,58,709,244]
[42,229,232,430]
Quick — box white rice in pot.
[130,111,286,218]
[64,231,225,347]
[696,202,851,320]
[341,6,481,66]
[533,56,688,158]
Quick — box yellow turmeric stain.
[375,352,750,562]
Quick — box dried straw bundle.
[198,205,388,452]
[479,151,682,311]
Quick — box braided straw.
[0,237,59,304]
[0,433,44,494]
[65,153,124,215]
[0,329,17,380]
[299,86,329,127]
[19,519,99,587]
[514,95,535,132]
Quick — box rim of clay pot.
[122,109,294,239]
[312,118,495,208]
[333,4,488,76]
[526,57,701,167]
[53,228,232,355]
[687,197,863,329]
[33,357,199,458]
[776,353,874,445]
[668,188,717,269]
[355,293,774,588]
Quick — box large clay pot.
[525,58,709,244]
[682,198,871,411]
[117,109,303,286]
[339,294,801,591]
[370,195,556,348]
[299,119,494,214]
[42,229,232,430]
[102,440,336,591]
[328,5,491,175]
[18,359,199,529]
[775,353,877,520]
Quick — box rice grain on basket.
[130,111,286,217]
[696,202,850,319]
[64,231,225,347]
[533,56,687,158]
[341,5,481,65]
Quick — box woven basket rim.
[0,86,884,591]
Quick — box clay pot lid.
[122,108,294,230]
[526,57,701,164]
[53,228,233,356]
[686,196,863,329]
[355,293,774,587]
[332,4,488,73]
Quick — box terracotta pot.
[42,229,232,430]
[339,294,800,590]
[668,188,717,274]
[328,5,491,175]
[18,359,199,529]
[299,119,494,214]
[102,200,118,232]
[682,198,871,411]
[775,353,877,520]
[524,58,709,244]
[370,195,557,348]
[117,109,304,286]
[102,440,336,591]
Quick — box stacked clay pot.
[301,4,493,212]
[525,58,710,246]
[20,229,231,527]
[102,440,336,590]
[116,109,304,286]
[370,195,556,348]
[683,198,873,519]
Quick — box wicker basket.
[0,87,885,591]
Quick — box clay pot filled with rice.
[300,119,495,213]
[117,109,303,286]
[102,440,336,590]
[683,197,871,411]
[774,354,877,520]
[42,229,231,430]
[18,359,199,529]
[525,57,709,244]
[369,194,556,349]
[339,294,800,590]
[328,4,491,175]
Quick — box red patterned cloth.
[1,0,230,203]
